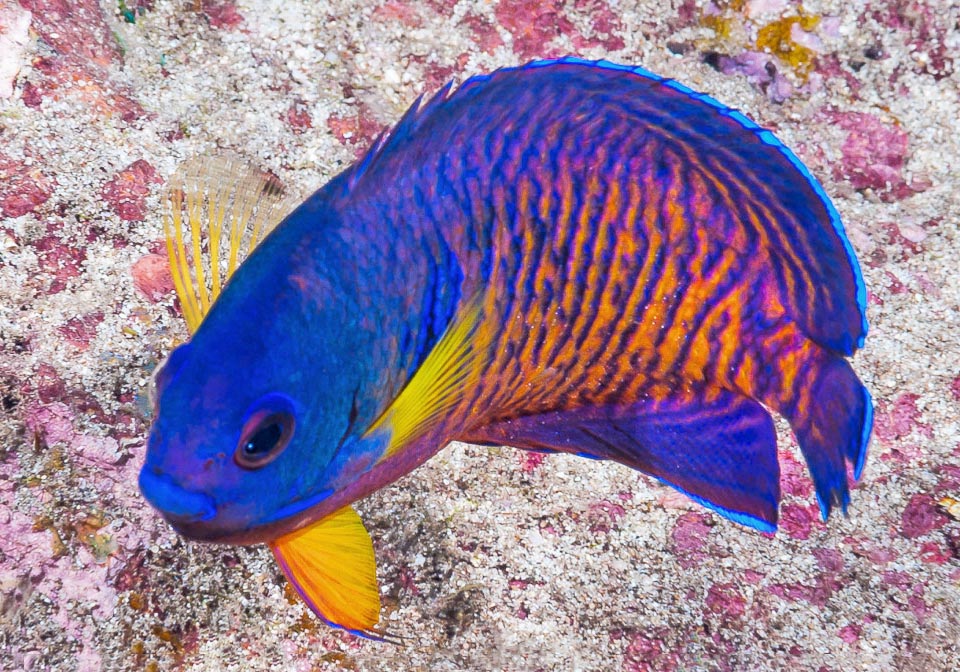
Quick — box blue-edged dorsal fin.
[523,57,867,355]
[345,81,455,189]
[467,387,781,532]
[341,57,867,357]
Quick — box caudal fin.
[789,355,872,520]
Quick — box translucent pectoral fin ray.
[162,153,296,333]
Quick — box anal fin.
[466,388,781,532]
[270,506,393,640]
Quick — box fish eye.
[235,397,296,470]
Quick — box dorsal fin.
[162,154,297,333]
[343,82,455,190]
[341,57,867,357]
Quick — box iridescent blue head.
[139,206,388,543]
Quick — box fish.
[139,57,873,638]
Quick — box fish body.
[140,58,872,635]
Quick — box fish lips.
[137,466,314,544]
[139,467,217,535]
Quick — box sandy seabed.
[0,0,958,670]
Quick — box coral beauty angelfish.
[139,58,873,638]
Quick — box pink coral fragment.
[33,363,66,404]
[900,492,948,539]
[874,393,931,444]
[204,0,244,29]
[830,111,914,200]
[812,547,844,573]
[58,312,105,350]
[19,0,122,68]
[131,253,174,302]
[373,1,422,27]
[587,499,626,533]
[30,55,145,122]
[0,156,53,218]
[780,452,813,498]
[570,0,625,51]
[768,573,840,607]
[326,106,384,156]
[838,623,861,644]
[397,565,420,595]
[13,0,144,124]
[780,503,817,540]
[704,582,747,620]
[460,13,504,53]
[869,0,954,80]
[101,159,161,223]
[520,450,545,472]
[495,0,574,59]
[623,631,676,672]
[918,541,952,564]
[670,512,712,568]
[24,400,75,445]
[34,234,86,294]
[283,100,313,133]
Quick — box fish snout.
[139,467,217,525]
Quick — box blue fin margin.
[522,56,868,351]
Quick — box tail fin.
[789,355,873,520]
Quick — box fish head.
[140,228,380,543]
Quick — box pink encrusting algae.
[0,0,957,670]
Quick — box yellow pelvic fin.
[270,506,384,637]
[162,153,296,333]
[365,295,492,460]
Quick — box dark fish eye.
[235,408,295,470]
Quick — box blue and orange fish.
[139,58,873,637]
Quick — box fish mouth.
[139,466,339,545]
[139,468,217,529]
[170,488,337,545]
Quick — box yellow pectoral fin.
[270,506,382,637]
[364,295,493,461]
[162,154,296,333]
